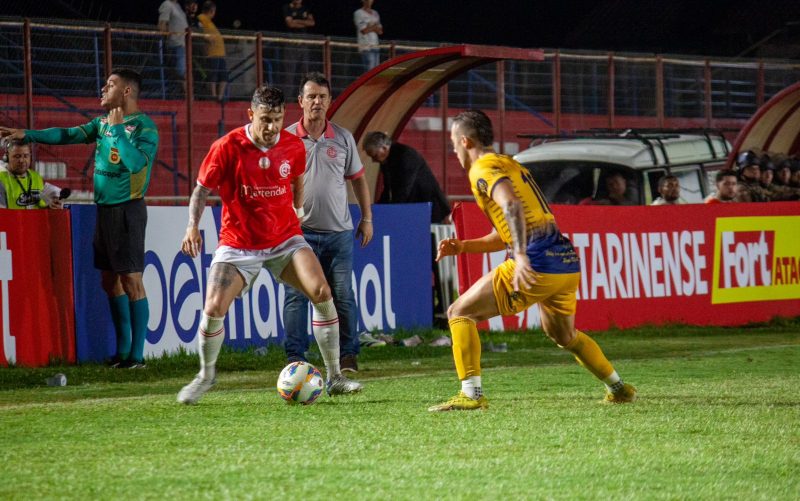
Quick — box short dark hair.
[715,170,737,183]
[363,131,391,151]
[452,110,494,147]
[251,86,285,110]
[298,71,331,97]
[110,68,142,97]
[657,174,678,189]
[201,1,215,14]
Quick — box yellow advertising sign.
[712,216,800,304]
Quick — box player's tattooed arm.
[181,185,212,257]
[503,199,527,255]
[187,184,211,228]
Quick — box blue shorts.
[206,57,228,83]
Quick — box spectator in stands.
[176,85,362,404]
[283,72,373,374]
[197,1,228,102]
[363,131,451,224]
[354,0,382,71]
[282,0,315,92]
[651,174,686,205]
[158,0,189,96]
[704,170,738,204]
[185,0,199,28]
[0,69,159,369]
[734,150,771,203]
[581,171,634,205]
[0,139,64,209]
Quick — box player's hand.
[356,219,373,248]
[512,253,537,292]
[108,107,124,126]
[0,127,25,140]
[436,237,463,262]
[48,199,64,210]
[181,226,203,258]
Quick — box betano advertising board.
[70,204,432,363]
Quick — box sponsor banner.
[0,210,76,367]
[452,202,800,331]
[72,203,431,362]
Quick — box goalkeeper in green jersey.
[0,68,159,368]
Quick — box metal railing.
[2,17,800,202]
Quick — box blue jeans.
[283,230,359,360]
[360,48,380,71]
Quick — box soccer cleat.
[604,383,637,404]
[428,391,489,412]
[326,374,363,396]
[359,331,387,348]
[177,374,217,405]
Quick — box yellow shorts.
[492,259,580,317]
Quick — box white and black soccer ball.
[276,361,324,405]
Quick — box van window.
[521,161,639,205]
[672,167,704,203]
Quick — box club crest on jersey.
[109,147,121,164]
[259,157,271,169]
[326,146,337,158]
[476,178,489,194]
[279,160,291,178]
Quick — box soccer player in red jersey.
[177,86,362,404]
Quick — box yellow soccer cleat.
[604,383,637,404]
[428,391,489,412]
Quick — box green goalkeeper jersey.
[25,111,159,205]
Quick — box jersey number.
[521,169,552,215]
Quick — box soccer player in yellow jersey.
[429,110,636,411]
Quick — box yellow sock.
[449,317,481,380]
[561,330,614,381]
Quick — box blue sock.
[129,298,149,363]
[108,294,131,360]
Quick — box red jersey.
[197,126,307,249]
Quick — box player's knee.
[307,283,332,304]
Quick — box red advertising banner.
[451,202,800,331]
[0,210,76,366]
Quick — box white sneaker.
[177,374,216,405]
[326,374,363,396]
[359,331,387,348]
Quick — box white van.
[513,130,731,205]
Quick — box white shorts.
[210,235,310,296]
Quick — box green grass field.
[1,321,799,500]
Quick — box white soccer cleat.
[177,374,216,405]
[326,374,363,396]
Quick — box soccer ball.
[276,361,324,405]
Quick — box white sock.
[198,314,225,381]
[312,299,340,378]
[603,370,624,392]
[461,376,483,399]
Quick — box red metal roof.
[728,81,800,168]
[328,44,544,197]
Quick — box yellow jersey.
[469,152,579,274]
